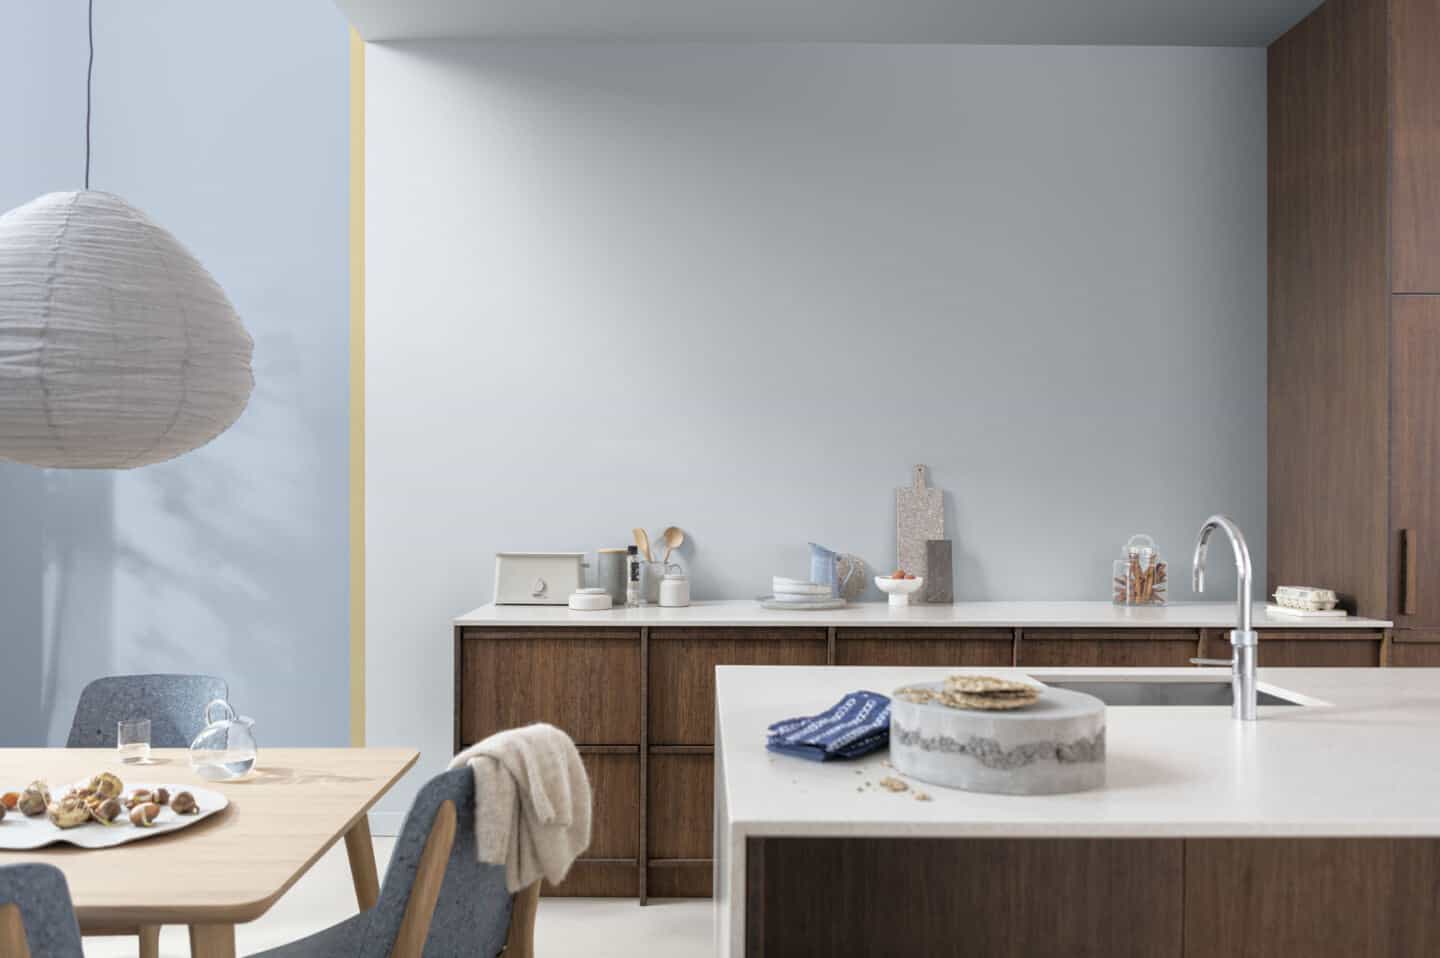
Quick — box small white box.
[493,552,585,605]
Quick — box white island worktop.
[455,600,1391,629]
[714,665,1440,956]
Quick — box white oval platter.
[0,782,229,850]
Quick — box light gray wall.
[0,0,351,746]
[365,42,1267,821]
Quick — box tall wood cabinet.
[1268,0,1440,659]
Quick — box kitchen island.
[716,665,1440,956]
[455,601,1393,899]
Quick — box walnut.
[18,782,50,817]
[129,803,161,828]
[90,797,123,824]
[89,772,124,799]
[48,795,90,829]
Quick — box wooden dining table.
[0,747,418,958]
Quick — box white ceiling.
[335,0,1323,46]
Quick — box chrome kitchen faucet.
[1190,515,1259,721]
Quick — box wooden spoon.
[660,526,685,563]
[633,528,653,563]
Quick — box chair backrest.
[361,767,515,958]
[66,674,228,748]
[0,863,84,958]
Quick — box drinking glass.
[117,718,151,764]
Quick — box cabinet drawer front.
[459,628,640,745]
[1018,630,1200,668]
[583,751,640,860]
[648,861,712,898]
[834,629,1013,667]
[648,752,713,860]
[1206,630,1383,667]
[1390,642,1440,667]
[542,860,637,898]
[649,629,827,745]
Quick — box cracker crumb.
[879,776,908,793]
[913,791,932,802]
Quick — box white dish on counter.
[874,575,924,606]
[0,783,228,850]
[772,578,832,596]
[758,595,847,611]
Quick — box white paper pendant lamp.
[0,190,254,468]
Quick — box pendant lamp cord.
[84,0,94,189]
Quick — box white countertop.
[455,599,1390,629]
[713,665,1440,955]
[717,665,1438,840]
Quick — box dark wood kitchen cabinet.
[457,617,1388,901]
[455,628,642,897]
[1017,630,1201,668]
[833,629,1014,667]
[1387,630,1440,667]
[1269,0,1440,622]
[1201,630,1385,668]
[1391,297,1440,629]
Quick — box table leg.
[188,923,236,958]
[344,813,381,911]
[139,924,161,958]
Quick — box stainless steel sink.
[1043,680,1302,707]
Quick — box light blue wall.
[0,0,351,746]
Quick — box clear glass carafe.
[189,699,258,780]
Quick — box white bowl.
[874,575,924,606]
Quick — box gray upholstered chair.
[67,673,229,958]
[0,863,85,958]
[252,766,537,958]
[66,673,228,749]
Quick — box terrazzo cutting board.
[896,465,944,590]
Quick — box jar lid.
[576,587,609,595]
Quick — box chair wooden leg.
[188,923,236,958]
[0,903,31,958]
[503,883,541,958]
[344,813,382,911]
[392,799,457,958]
[139,924,161,958]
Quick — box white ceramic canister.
[568,588,613,611]
[659,568,690,607]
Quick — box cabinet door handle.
[1402,529,1418,617]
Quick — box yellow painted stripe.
[348,28,366,748]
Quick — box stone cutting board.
[896,465,944,590]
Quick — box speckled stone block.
[890,682,1106,795]
[924,540,954,603]
[896,465,944,593]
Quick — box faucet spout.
[1191,514,1258,721]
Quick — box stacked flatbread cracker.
[896,674,1040,711]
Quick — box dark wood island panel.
[745,837,1185,957]
[1184,839,1440,957]
[743,836,1440,956]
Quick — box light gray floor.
[80,837,712,957]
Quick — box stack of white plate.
[759,577,846,611]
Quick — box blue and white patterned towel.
[766,690,891,762]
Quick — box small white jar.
[659,570,690,608]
